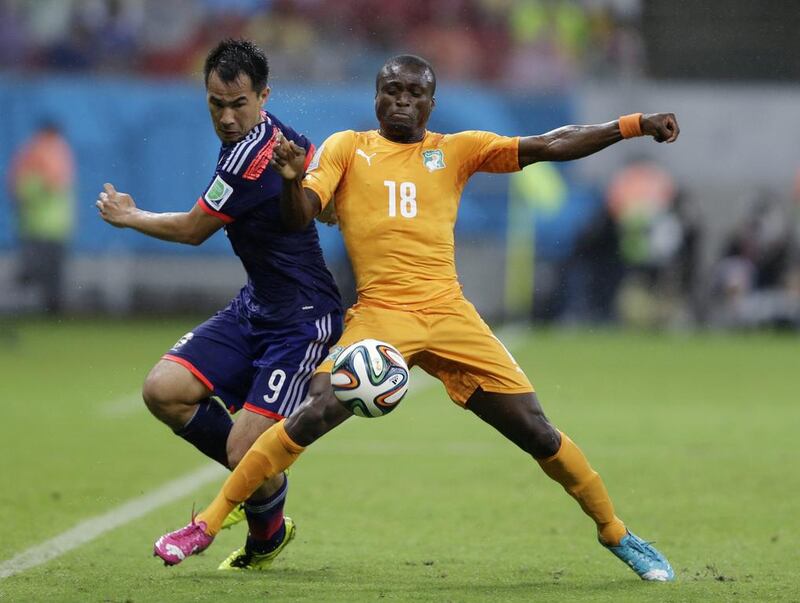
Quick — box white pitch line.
[0,463,226,580]
[98,391,144,418]
[1,324,529,580]
[1,372,441,581]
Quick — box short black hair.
[376,54,436,95]
[204,38,269,92]
[37,117,61,133]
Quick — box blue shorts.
[163,305,343,420]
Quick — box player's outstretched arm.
[517,112,679,168]
[270,135,322,231]
[95,182,223,245]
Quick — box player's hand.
[270,132,307,180]
[641,113,679,143]
[95,183,136,227]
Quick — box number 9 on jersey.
[330,339,409,418]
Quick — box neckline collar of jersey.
[223,112,270,147]
[375,129,429,146]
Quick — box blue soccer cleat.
[602,531,675,581]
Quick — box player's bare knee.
[141,370,171,416]
[525,416,561,459]
[513,393,560,458]
[142,366,193,423]
[142,360,209,421]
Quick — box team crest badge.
[422,149,446,172]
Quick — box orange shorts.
[317,296,533,406]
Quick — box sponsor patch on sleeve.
[203,175,234,210]
[171,331,194,351]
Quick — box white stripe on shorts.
[277,313,332,417]
[277,316,322,416]
[277,313,328,416]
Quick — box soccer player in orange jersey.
[155,55,680,581]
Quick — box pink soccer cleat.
[153,517,215,566]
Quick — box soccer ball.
[330,339,409,418]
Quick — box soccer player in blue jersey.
[96,39,342,570]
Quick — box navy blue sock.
[245,474,288,553]
[173,398,233,467]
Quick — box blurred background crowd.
[2,0,799,331]
[0,0,644,88]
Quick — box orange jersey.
[303,129,520,309]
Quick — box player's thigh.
[143,358,211,406]
[316,303,427,373]
[419,298,533,406]
[245,310,343,420]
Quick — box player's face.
[206,70,269,144]
[375,65,435,143]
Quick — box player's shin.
[173,397,233,467]
[197,420,304,535]
[537,431,627,546]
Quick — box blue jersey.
[197,111,341,324]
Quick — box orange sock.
[537,431,627,546]
[197,420,304,535]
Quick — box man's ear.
[260,86,271,105]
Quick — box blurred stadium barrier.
[2,75,799,323]
[0,75,576,318]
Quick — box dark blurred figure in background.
[667,190,702,321]
[8,121,76,315]
[789,172,800,319]
[604,158,699,328]
[712,189,799,329]
[561,203,624,324]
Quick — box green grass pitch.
[1,318,798,602]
